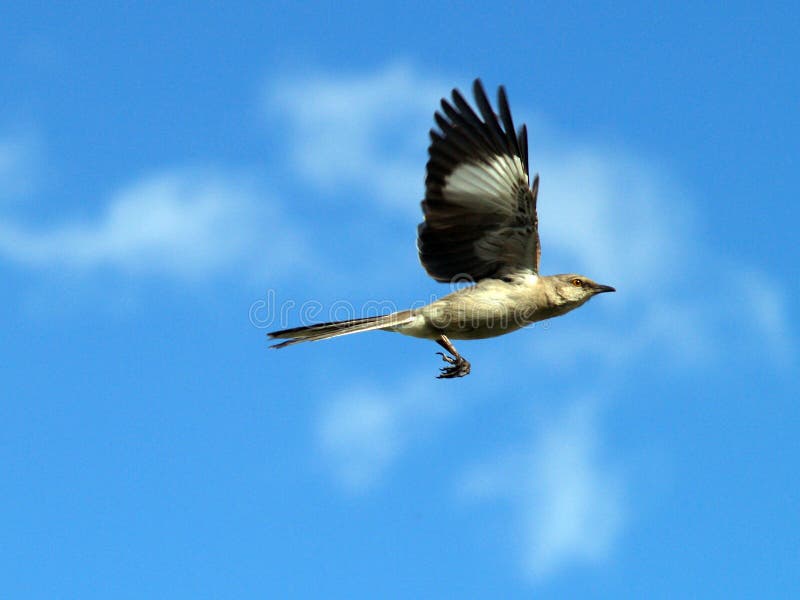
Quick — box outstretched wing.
[418,79,540,283]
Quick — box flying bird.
[269,79,615,378]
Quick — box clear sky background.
[1,3,798,598]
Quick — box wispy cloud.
[727,268,795,367]
[267,63,448,214]
[460,400,626,582]
[0,132,40,202]
[316,378,456,493]
[534,147,691,291]
[0,167,307,280]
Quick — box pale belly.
[392,311,529,340]
[388,279,574,341]
[391,291,562,341]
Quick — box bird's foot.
[436,352,471,379]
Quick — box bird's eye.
[571,278,583,287]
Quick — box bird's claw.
[436,351,456,364]
[436,353,471,379]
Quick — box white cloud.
[535,147,691,291]
[317,388,401,492]
[0,167,307,280]
[316,378,456,493]
[726,268,795,367]
[0,133,40,201]
[460,400,626,581]
[267,62,448,213]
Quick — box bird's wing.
[418,79,540,283]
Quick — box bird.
[268,79,615,378]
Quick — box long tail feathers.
[268,311,414,349]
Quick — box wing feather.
[418,79,541,282]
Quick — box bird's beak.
[593,284,616,294]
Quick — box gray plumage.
[269,79,615,378]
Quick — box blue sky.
[1,3,798,598]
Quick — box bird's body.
[393,275,595,341]
[269,80,615,378]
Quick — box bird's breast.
[416,281,548,340]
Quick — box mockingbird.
[269,79,615,378]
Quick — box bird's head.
[550,274,616,307]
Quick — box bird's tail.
[268,310,414,349]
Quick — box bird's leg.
[435,335,471,379]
